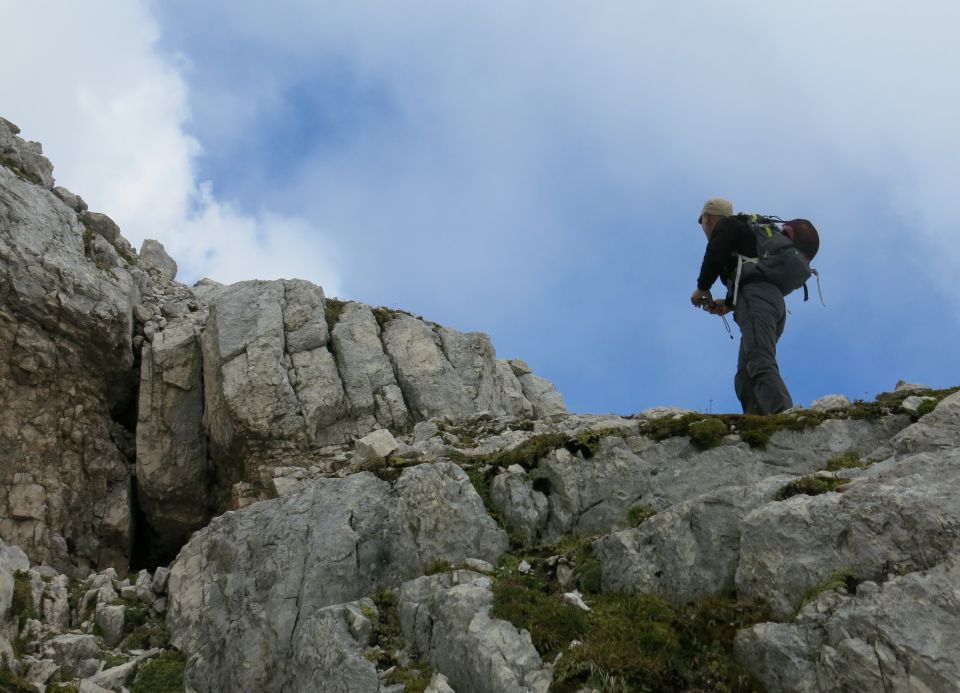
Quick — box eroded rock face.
[736,560,960,692]
[594,475,793,603]
[737,448,960,619]
[136,318,209,560]
[493,416,909,547]
[1,123,138,572]
[167,463,507,692]
[399,570,552,693]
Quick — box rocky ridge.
[2,116,959,692]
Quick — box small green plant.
[382,662,433,693]
[688,418,728,450]
[551,593,768,692]
[825,451,864,472]
[324,298,346,332]
[425,559,454,575]
[916,399,938,417]
[627,505,656,527]
[0,665,35,693]
[130,650,186,693]
[368,590,433,688]
[122,622,170,650]
[775,476,846,501]
[11,571,37,621]
[798,568,859,610]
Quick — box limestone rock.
[495,415,908,546]
[808,394,851,412]
[1,157,136,571]
[167,463,507,691]
[737,448,960,618]
[355,428,399,462]
[595,476,793,603]
[286,600,380,693]
[136,318,209,559]
[868,391,960,460]
[0,117,54,187]
[382,316,474,420]
[737,560,960,692]
[139,239,177,280]
[0,540,30,621]
[399,571,552,692]
[330,301,411,432]
[517,372,567,419]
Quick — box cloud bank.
[0,1,342,293]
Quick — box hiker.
[690,198,794,415]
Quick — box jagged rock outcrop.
[491,415,909,547]
[167,463,507,691]
[1,118,137,573]
[1,114,564,572]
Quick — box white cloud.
[0,0,342,293]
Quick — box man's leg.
[734,337,759,414]
[733,282,793,414]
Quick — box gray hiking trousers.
[732,281,793,415]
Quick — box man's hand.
[708,299,731,316]
[691,288,712,307]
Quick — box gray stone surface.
[330,301,411,432]
[139,239,177,280]
[595,476,793,603]
[737,447,960,618]
[737,560,960,692]
[1,155,136,572]
[136,318,209,555]
[0,117,54,187]
[517,372,566,419]
[355,428,399,462]
[494,416,908,546]
[168,463,507,692]
[399,571,552,693]
[382,316,474,421]
[0,540,30,622]
[286,600,380,693]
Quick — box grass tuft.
[775,476,846,501]
[130,650,186,693]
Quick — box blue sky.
[2,1,958,414]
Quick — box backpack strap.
[732,254,758,306]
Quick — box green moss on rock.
[130,651,186,693]
[10,570,37,621]
[689,418,729,450]
[324,298,346,333]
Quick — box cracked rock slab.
[167,463,507,692]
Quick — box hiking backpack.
[730,214,822,305]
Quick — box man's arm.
[696,217,739,290]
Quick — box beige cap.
[698,197,733,223]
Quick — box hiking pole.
[720,314,734,339]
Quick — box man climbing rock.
[690,198,793,415]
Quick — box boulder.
[167,463,507,692]
[0,118,54,187]
[399,571,552,692]
[330,301,411,432]
[139,239,177,280]
[382,316,474,420]
[517,372,566,419]
[737,560,960,692]
[595,476,793,603]
[354,428,399,462]
[737,448,960,618]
